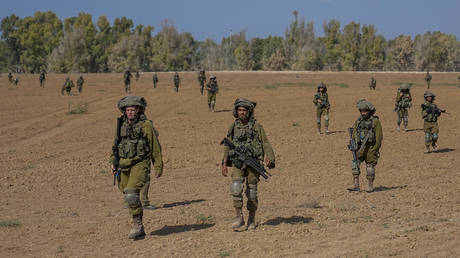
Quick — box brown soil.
[0,72,459,257]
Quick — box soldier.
[425,70,432,89]
[12,77,19,86]
[124,70,132,94]
[222,98,276,230]
[135,71,140,81]
[394,83,412,131]
[61,77,74,95]
[421,91,445,153]
[39,70,46,88]
[8,72,13,83]
[369,76,376,90]
[313,83,330,134]
[152,72,159,89]
[206,75,219,112]
[458,73,460,88]
[347,99,383,193]
[173,72,180,92]
[111,96,163,239]
[198,69,206,95]
[77,75,84,93]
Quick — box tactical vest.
[117,118,150,160]
[208,82,218,93]
[315,93,329,108]
[228,119,263,159]
[398,93,411,109]
[355,116,376,146]
[423,102,439,122]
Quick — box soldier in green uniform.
[347,99,383,193]
[153,72,159,89]
[313,83,330,134]
[421,91,444,153]
[206,75,219,112]
[173,72,180,92]
[39,70,46,88]
[222,98,276,230]
[135,71,140,81]
[198,70,206,95]
[425,70,432,89]
[77,75,84,94]
[458,73,460,88]
[369,76,376,90]
[124,70,132,94]
[394,84,412,131]
[12,77,19,86]
[8,72,13,83]
[111,96,163,239]
[61,77,74,95]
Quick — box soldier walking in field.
[198,69,206,95]
[153,72,159,89]
[39,70,46,88]
[8,72,13,83]
[111,96,163,239]
[206,75,219,112]
[394,84,412,131]
[173,72,180,92]
[77,75,84,94]
[347,99,383,193]
[458,73,460,88]
[221,98,276,230]
[421,91,446,153]
[124,70,132,94]
[369,76,376,90]
[135,71,140,81]
[425,70,432,89]
[313,83,330,134]
[61,77,74,95]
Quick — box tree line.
[1,10,459,73]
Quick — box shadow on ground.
[326,130,344,135]
[433,148,455,153]
[263,216,313,226]
[373,185,407,192]
[214,109,232,113]
[162,199,206,208]
[405,128,423,132]
[150,223,214,236]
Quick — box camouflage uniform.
[394,84,412,131]
[425,71,432,89]
[173,72,180,92]
[421,91,443,153]
[13,77,19,86]
[77,76,84,93]
[135,71,140,81]
[153,73,159,89]
[39,71,46,88]
[61,77,74,95]
[206,75,219,112]
[369,77,376,90]
[198,70,206,95]
[111,96,163,239]
[222,98,275,230]
[458,74,460,88]
[313,83,330,134]
[347,99,383,192]
[124,71,132,94]
[8,72,13,83]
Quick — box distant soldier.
[369,76,376,90]
[394,84,412,131]
[61,77,74,95]
[421,91,446,153]
[124,70,132,94]
[458,73,460,88]
[12,77,19,86]
[77,75,85,93]
[313,83,330,134]
[425,70,432,89]
[152,72,159,89]
[198,70,206,95]
[173,72,180,92]
[39,70,46,88]
[8,72,13,83]
[135,71,140,81]
[347,99,383,193]
[206,75,219,112]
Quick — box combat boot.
[432,144,438,152]
[208,104,212,112]
[424,145,430,154]
[325,126,330,134]
[366,178,374,193]
[128,214,145,239]
[347,175,360,191]
[232,208,244,229]
[247,210,256,230]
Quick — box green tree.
[322,19,342,70]
[341,21,361,71]
[0,14,21,71]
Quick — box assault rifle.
[421,104,450,115]
[112,116,123,185]
[347,128,360,172]
[220,138,272,179]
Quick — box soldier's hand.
[155,170,163,178]
[264,157,274,168]
[111,164,116,174]
[222,159,229,177]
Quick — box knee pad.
[366,165,375,179]
[432,133,438,142]
[351,160,360,174]
[324,115,329,121]
[425,133,432,144]
[124,188,141,208]
[230,179,244,201]
[211,101,215,105]
[245,184,258,201]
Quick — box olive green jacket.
[352,116,383,153]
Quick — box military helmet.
[118,96,147,113]
[424,91,435,100]
[356,99,376,113]
[317,82,327,92]
[232,98,257,118]
[399,83,411,90]
[210,75,216,80]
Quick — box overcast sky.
[2,0,459,41]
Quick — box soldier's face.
[319,87,324,93]
[360,110,370,118]
[125,106,138,120]
[237,106,249,120]
[426,96,432,102]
